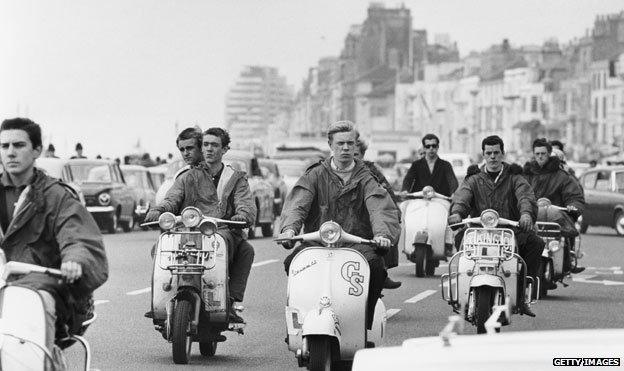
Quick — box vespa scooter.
[0,252,95,371]
[441,210,537,334]
[276,221,386,371]
[142,206,246,364]
[398,186,453,277]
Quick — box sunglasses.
[424,144,438,149]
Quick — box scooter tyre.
[172,300,193,364]
[307,335,334,371]
[474,287,493,334]
[199,341,217,357]
[413,246,426,278]
[538,259,553,298]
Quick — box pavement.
[66,226,624,370]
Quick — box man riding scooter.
[523,138,585,275]
[0,118,108,363]
[448,135,542,317]
[145,127,255,328]
[278,121,400,331]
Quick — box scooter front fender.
[302,307,341,340]
[470,274,505,289]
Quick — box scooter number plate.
[463,229,513,258]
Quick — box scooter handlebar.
[2,261,63,280]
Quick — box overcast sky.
[1,0,623,158]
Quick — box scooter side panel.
[0,286,47,371]
[425,199,451,259]
[287,247,369,360]
[201,233,228,317]
[400,199,449,258]
[152,233,179,319]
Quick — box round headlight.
[181,207,202,228]
[98,192,111,206]
[537,198,552,208]
[319,221,341,244]
[199,219,218,236]
[548,240,560,252]
[422,186,434,200]
[480,210,499,228]
[158,212,177,230]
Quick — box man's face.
[177,138,202,166]
[423,139,439,160]
[533,146,550,167]
[483,144,504,172]
[202,134,227,165]
[329,131,356,166]
[0,129,41,177]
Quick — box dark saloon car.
[35,157,86,206]
[120,164,157,225]
[68,159,136,233]
[578,166,624,236]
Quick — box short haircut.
[549,140,564,152]
[421,133,439,146]
[204,127,231,148]
[356,138,368,155]
[532,138,552,152]
[0,117,43,149]
[327,121,357,142]
[176,127,203,148]
[481,135,505,153]
[75,142,83,150]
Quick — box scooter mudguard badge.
[341,261,364,296]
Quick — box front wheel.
[261,222,273,238]
[576,215,588,234]
[538,259,553,298]
[307,336,333,371]
[172,300,193,364]
[199,341,217,357]
[614,212,624,236]
[474,287,493,334]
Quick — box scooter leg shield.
[367,299,386,347]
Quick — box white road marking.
[386,308,401,319]
[126,287,151,296]
[405,290,437,303]
[252,259,279,267]
[94,300,110,306]
[572,275,624,286]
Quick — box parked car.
[154,159,188,206]
[68,159,136,233]
[35,158,87,206]
[440,152,473,183]
[223,150,276,238]
[258,158,288,216]
[120,164,157,226]
[147,165,168,191]
[577,166,624,235]
[271,158,309,196]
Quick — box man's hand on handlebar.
[372,235,391,251]
[144,209,161,223]
[519,213,534,232]
[447,213,462,225]
[61,261,83,284]
[278,229,296,250]
[230,214,247,225]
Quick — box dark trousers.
[284,244,387,329]
[383,244,399,269]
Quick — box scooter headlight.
[422,186,435,200]
[537,198,552,208]
[199,219,218,236]
[548,240,560,252]
[158,212,177,230]
[181,207,202,228]
[319,221,341,244]
[480,210,499,228]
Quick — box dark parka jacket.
[522,157,585,215]
[280,158,400,260]
[1,169,108,332]
[451,163,537,221]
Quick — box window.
[603,96,608,118]
[616,172,624,193]
[582,172,597,189]
[594,97,599,119]
[531,96,538,113]
[370,106,387,117]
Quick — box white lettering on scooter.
[341,261,364,296]
[291,260,318,276]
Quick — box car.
[148,164,168,191]
[68,159,136,233]
[120,164,157,226]
[35,157,86,206]
[440,152,473,183]
[223,150,276,239]
[258,158,288,216]
[271,158,309,196]
[154,159,188,206]
[577,166,624,236]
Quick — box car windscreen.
[276,162,306,177]
[123,170,145,188]
[70,164,112,183]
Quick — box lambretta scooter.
[142,207,246,364]
[275,221,387,370]
[398,186,453,277]
[0,252,95,371]
[535,198,583,298]
[441,210,537,334]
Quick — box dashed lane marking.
[252,259,279,268]
[94,300,110,306]
[386,309,401,319]
[126,287,151,296]
[405,290,437,304]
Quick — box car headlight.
[537,198,552,208]
[98,192,111,206]
[422,186,434,200]
[199,219,217,236]
[319,221,341,244]
[548,240,560,252]
[181,207,202,228]
[158,212,177,230]
[480,210,499,228]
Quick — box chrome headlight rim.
[98,192,111,206]
[158,212,177,230]
[548,240,560,252]
[319,221,341,245]
[181,206,202,228]
[480,210,499,228]
[422,186,435,200]
[199,218,218,236]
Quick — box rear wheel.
[307,336,333,371]
[171,300,193,364]
[474,287,493,334]
[615,212,624,236]
[199,341,217,357]
[413,246,426,277]
[425,255,436,276]
[261,222,273,238]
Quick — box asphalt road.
[67,225,624,370]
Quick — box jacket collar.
[523,156,561,175]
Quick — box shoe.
[545,281,557,290]
[229,308,246,324]
[144,310,153,318]
[383,277,402,289]
[570,266,585,274]
[211,333,227,342]
[518,302,536,317]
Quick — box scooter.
[275,221,387,370]
[535,198,583,298]
[142,207,246,364]
[0,252,95,371]
[398,186,452,277]
[441,210,537,334]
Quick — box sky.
[1,0,623,158]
